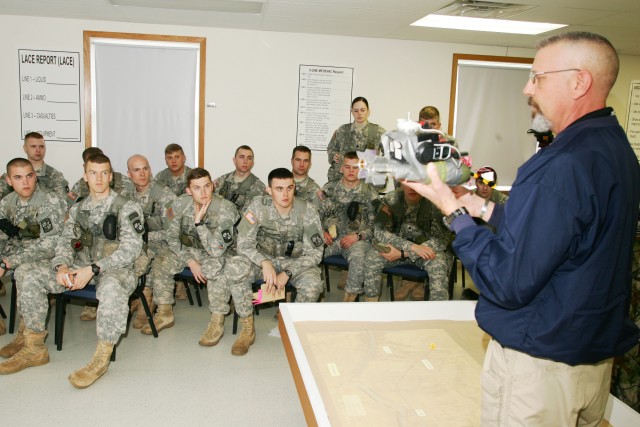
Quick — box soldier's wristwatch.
[195,220,205,227]
[284,269,293,278]
[91,263,101,275]
[443,207,470,230]
[0,261,7,270]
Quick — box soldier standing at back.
[0,154,145,389]
[153,143,192,197]
[290,145,321,203]
[213,145,266,214]
[371,184,454,301]
[318,152,382,302]
[237,168,324,308]
[0,132,69,200]
[0,158,66,340]
[126,154,177,329]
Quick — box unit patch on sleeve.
[40,218,53,233]
[311,233,323,247]
[222,229,232,243]
[129,212,145,234]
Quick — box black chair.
[321,255,349,292]
[173,267,202,307]
[54,275,157,360]
[232,280,296,334]
[8,273,18,333]
[0,303,6,320]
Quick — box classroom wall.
[0,14,637,186]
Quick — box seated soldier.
[317,152,382,302]
[153,143,192,197]
[0,154,146,389]
[371,183,454,301]
[473,166,508,204]
[0,158,66,346]
[126,154,177,329]
[237,168,324,316]
[0,132,69,200]
[67,147,135,207]
[290,145,321,202]
[144,168,253,356]
[213,145,266,215]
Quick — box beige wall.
[0,15,637,186]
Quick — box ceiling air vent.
[434,1,535,19]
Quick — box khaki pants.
[481,339,612,427]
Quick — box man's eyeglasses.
[528,68,581,84]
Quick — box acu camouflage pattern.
[610,239,640,411]
[326,122,386,182]
[294,176,322,203]
[67,172,135,207]
[213,171,266,213]
[18,191,144,344]
[318,180,383,298]
[0,186,66,268]
[131,181,177,255]
[237,195,324,303]
[155,193,252,315]
[0,162,68,200]
[153,166,192,197]
[372,190,454,301]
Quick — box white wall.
[0,14,637,187]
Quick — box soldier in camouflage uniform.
[0,132,69,201]
[213,145,266,214]
[0,158,66,344]
[148,168,253,354]
[238,168,324,306]
[326,97,385,182]
[291,145,322,203]
[371,184,454,301]
[317,152,382,301]
[473,167,508,205]
[126,155,177,329]
[153,143,192,197]
[0,154,145,389]
[67,147,135,207]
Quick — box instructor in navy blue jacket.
[406,32,640,426]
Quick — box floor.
[0,264,473,427]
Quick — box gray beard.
[530,112,553,133]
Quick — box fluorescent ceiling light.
[412,14,566,35]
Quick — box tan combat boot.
[410,284,425,301]
[132,287,155,329]
[80,304,97,321]
[231,316,255,356]
[0,318,25,358]
[337,270,348,290]
[394,280,418,301]
[365,296,379,302]
[68,340,113,389]
[0,318,5,336]
[343,292,358,302]
[142,304,174,335]
[0,329,49,374]
[199,313,225,346]
[175,281,188,300]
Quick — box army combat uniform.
[237,195,324,303]
[294,176,322,203]
[0,186,66,347]
[213,171,266,214]
[317,180,381,299]
[0,162,69,200]
[67,172,135,207]
[153,166,192,197]
[129,182,177,328]
[154,193,249,313]
[326,122,385,182]
[16,191,145,344]
[372,190,454,301]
